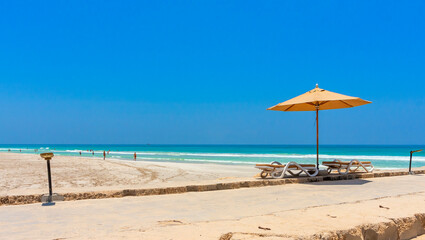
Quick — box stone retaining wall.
[1,169,424,206]
[221,213,425,240]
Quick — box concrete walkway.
[1,174,425,239]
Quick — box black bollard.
[40,152,57,205]
[46,159,53,202]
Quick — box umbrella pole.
[316,106,319,169]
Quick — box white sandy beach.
[2,152,425,239]
[0,152,257,196]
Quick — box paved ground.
[1,174,425,239]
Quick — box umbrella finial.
[316,83,318,88]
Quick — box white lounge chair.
[322,159,374,175]
[255,161,319,179]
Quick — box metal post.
[316,106,319,169]
[40,152,63,206]
[46,159,53,202]
[409,149,423,174]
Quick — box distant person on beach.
[79,151,81,156]
[92,151,94,155]
[19,149,21,152]
[8,149,10,152]
[134,152,137,161]
[103,151,106,160]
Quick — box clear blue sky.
[1,1,424,144]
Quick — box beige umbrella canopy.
[268,84,371,168]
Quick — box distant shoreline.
[1,144,424,169]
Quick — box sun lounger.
[322,159,374,174]
[255,161,318,179]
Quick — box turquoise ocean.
[1,145,425,169]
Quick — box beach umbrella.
[267,84,371,169]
